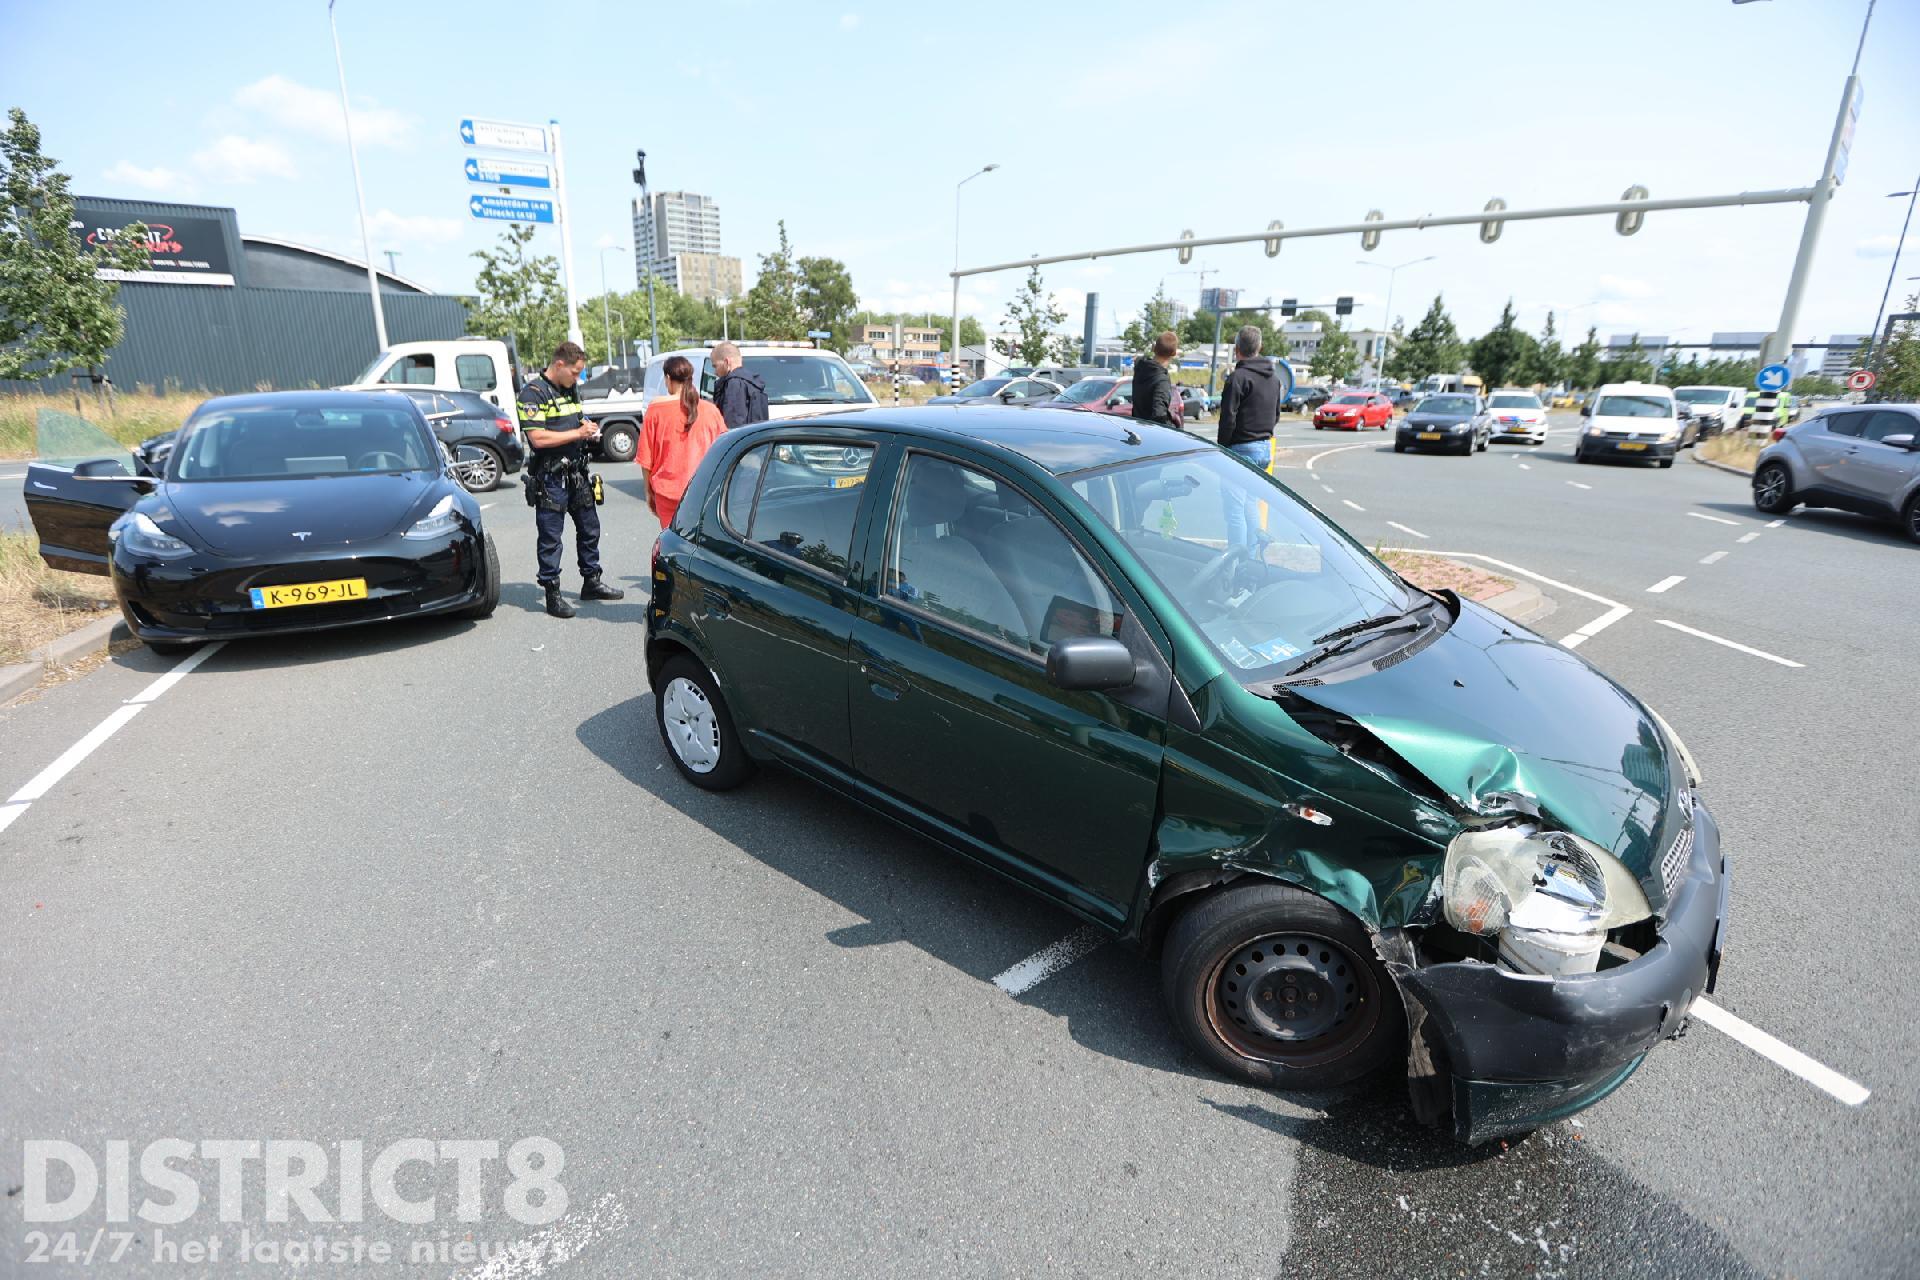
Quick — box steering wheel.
[355,450,407,471]
[1190,544,1259,608]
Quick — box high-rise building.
[1199,287,1239,314]
[1820,335,1868,378]
[632,190,741,299]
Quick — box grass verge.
[0,530,117,666]
[1,391,198,460]
[1698,432,1762,473]
[1376,549,1516,603]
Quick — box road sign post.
[460,115,579,345]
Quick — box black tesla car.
[26,390,499,654]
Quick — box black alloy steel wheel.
[599,421,639,463]
[1753,462,1796,515]
[1162,881,1404,1091]
[457,533,500,620]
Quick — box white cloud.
[1594,274,1657,301]
[102,160,190,195]
[839,12,860,29]
[1855,233,1919,259]
[233,74,414,148]
[192,135,297,183]
[364,209,463,245]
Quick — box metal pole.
[598,248,615,366]
[549,120,582,344]
[639,177,658,357]
[383,250,399,275]
[1762,76,1859,367]
[1868,174,1918,371]
[328,0,387,350]
[953,165,999,386]
[1208,307,1225,395]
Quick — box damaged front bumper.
[1392,799,1727,1144]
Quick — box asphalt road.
[1,414,1914,1278]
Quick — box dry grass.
[1376,549,1516,603]
[0,530,117,666]
[0,390,199,460]
[1699,432,1762,473]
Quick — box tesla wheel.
[1753,462,1795,514]
[456,443,504,493]
[655,654,754,791]
[457,533,500,620]
[599,421,639,464]
[1162,881,1404,1091]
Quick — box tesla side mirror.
[72,458,131,479]
[1046,635,1136,691]
[1881,433,1916,449]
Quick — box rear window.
[1594,395,1674,418]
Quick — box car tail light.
[495,417,515,434]
[1771,426,1786,441]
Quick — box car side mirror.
[1579,404,1592,417]
[1000,390,1017,402]
[1883,433,1916,449]
[73,458,131,479]
[1047,635,1136,692]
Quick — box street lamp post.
[1868,175,1919,373]
[1355,255,1436,378]
[631,150,659,359]
[328,0,387,350]
[951,164,1000,385]
[597,246,627,367]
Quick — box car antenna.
[1122,427,1141,445]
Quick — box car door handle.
[858,661,903,701]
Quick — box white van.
[1576,382,1684,467]
[1673,385,1742,438]
[346,337,520,413]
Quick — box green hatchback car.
[644,407,1728,1144]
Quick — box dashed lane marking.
[1567,481,1592,490]
[1688,512,1740,526]
[1737,532,1761,543]
[480,501,497,509]
[1646,575,1686,593]
[1342,499,1366,512]
[1655,619,1803,668]
[1766,519,1785,528]
[1700,551,1728,565]
[1518,463,1532,470]
[993,926,1105,996]
[1386,521,1429,540]
[1692,999,1869,1106]
[1376,550,1631,651]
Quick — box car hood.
[1287,603,1674,877]
[162,474,441,553]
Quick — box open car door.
[25,459,148,575]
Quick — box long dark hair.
[662,355,698,432]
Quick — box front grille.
[1661,818,1694,898]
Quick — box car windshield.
[1332,394,1369,405]
[1418,396,1475,414]
[1057,379,1116,404]
[959,378,1011,397]
[1487,394,1541,409]
[1595,395,1673,418]
[1674,388,1729,403]
[742,355,873,404]
[1070,450,1417,683]
[170,402,437,481]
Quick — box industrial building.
[7,196,469,395]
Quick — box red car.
[1314,391,1395,431]
[1046,374,1186,424]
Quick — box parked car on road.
[393,387,527,492]
[929,376,1064,406]
[1314,391,1395,431]
[644,405,1726,1145]
[1482,390,1548,445]
[1396,394,1489,454]
[1285,386,1332,414]
[1752,403,1920,542]
[24,391,498,654]
[1576,383,1690,466]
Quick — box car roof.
[192,389,422,412]
[764,404,1204,475]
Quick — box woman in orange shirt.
[636,354,726,529]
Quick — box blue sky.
[4,0,1917,349]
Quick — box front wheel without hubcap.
[1162,882,1403,1091]
[654,655,753,790]
[1753,462,1796,514]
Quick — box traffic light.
[1280,298,1298,318]
[1335,296,1354,317]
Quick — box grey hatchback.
[1752,404,1920,542]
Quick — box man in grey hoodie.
[1216,325,1283,549]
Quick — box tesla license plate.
[1618,442,1647,452]
[249,578,369,609]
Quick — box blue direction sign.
[463,156,552,189]
[1755,363,1793,393]
[468,194,554,225]
[458,118,547,152]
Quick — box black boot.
[580,575,625,601]
[543,582,576,618]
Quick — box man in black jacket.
[1216,325,1283,549]
[710,342,768,430]
[1130,331,1180,426]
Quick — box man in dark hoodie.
[710,342,768,430]
[1130,330,1180,427]
[1216,325,1283,549]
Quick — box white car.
[1673,385,1743,437]
[1575,381,1684,467]
[635,342,877,419]
[1483,390,1549,444]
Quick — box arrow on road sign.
[468,193,554,224]
[1755,363,1793,393]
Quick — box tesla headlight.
[110,511,194,558]
[1442,826,1652,975]
[402,494,460,540]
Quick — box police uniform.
[518,371,621,612]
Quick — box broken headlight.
[1441,827,1653,976]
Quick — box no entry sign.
[1846,368,1877,392]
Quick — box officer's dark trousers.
[534,472,602,585]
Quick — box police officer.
[519,341,624,618]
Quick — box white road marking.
[1566,481,1592,490]
[1646,575,1686,594]
[1688,512,1740,526]
[1655,619,1804,668]
[1561,605,1631,649]
[0,802,28,835]
[1699,551,1728,565]
[1320,484,1335,494]
[1766,519,1785,528]
[1692,998,1870,1107]
[993,926,1105,996]
[1737,532,1761,543]
[1341,499,1366,512]
[0,472,25,480]
[125,641,224,704]
[1304,441,1375,473]
[480,501,497,509]
[1386,521,1429,540]
[1518,463,1532,470]
[1377,549,1631,652]
[457,1191,633,1280]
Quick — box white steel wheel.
[662,676,720,773]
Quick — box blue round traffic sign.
[1755,363,1793,393]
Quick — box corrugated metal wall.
[8,285,469,395]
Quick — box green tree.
[1565,325,1604,389]
[1310,322,1359,383]
[469,223,564,369]
[1520,311,1564,387]
[993,265,1066,366]
[1121,284,1179,351]
[1383,295,1463,383]
[1600,334,1652,383]
[797,255,857,351]
[0,107,151,388]
[1873,293,1920,402]
[1468,299,1536,390]
[742,220,805,339]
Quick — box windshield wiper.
[1312,608,1416,647]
